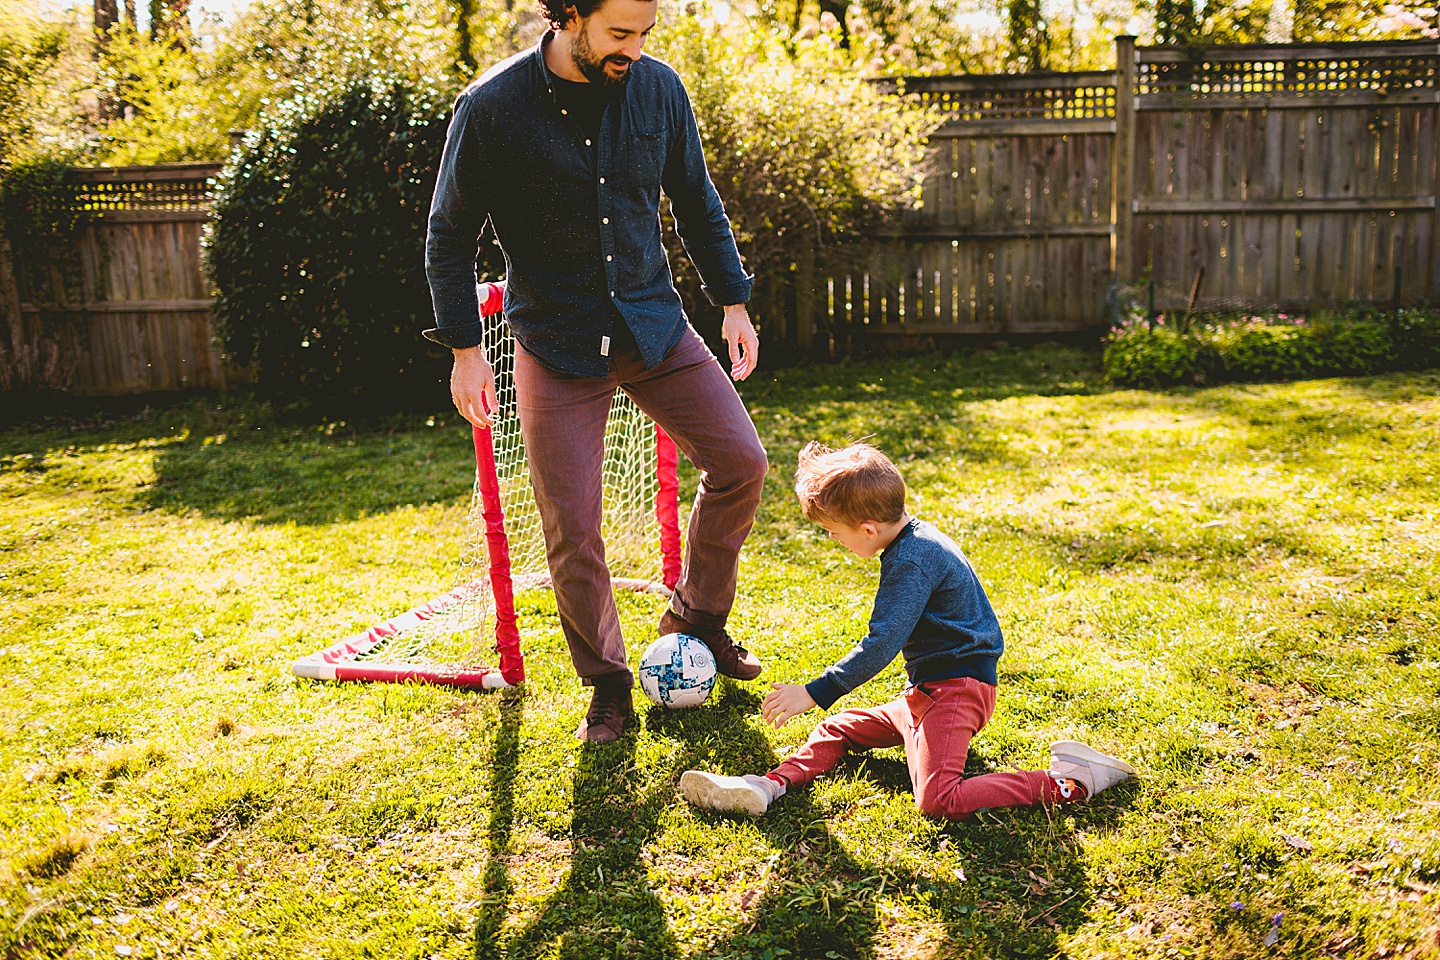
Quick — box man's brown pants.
[514,325,767,686]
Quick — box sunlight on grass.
[2,346,1437,958]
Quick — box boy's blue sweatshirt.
[804,517,1004,710]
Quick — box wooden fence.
[1122,40,1439,313]
[3,38,1437,392]
[4,162,224,395]
[762,37,1440,354]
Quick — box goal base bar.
[290,658,514,690]
[291,575,674,690]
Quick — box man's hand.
[761,683,816,728]
[721,303,759,381]
[451,345,497,428]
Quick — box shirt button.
[599,177,605,184]
[561,109,568,115]
[610,290,616,297]
[606,255,613,261]
[585,139,592,146]
[602,217,609,224]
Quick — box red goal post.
[291,280,683,690]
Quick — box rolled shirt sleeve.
[424,92,491,350]
[661,84,752,308]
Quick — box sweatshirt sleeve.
[805,559,932,710]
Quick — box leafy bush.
[649,17,938,339]
[1207,321,1321,381]
[1103,308,1440,388]
[1101,324,1202,388]
[207,75,456,410]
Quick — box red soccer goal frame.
[290,280,683,690]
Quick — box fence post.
[795,244,816,354]
[1113,36,1138,288]
[1432,69,1440,301]
[0,236,24,364]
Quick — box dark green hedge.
[1103,309,1440,389]
[207,77,499,412]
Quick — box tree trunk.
[95,0,120,118]
[149,0,191,50]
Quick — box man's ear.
[563,2,581,29]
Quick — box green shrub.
[1101,324,1201,388]
[649,17,938,342]
[1104,308,1440,388]
[207,76,460,411]
[1312,311,1394,375]
[1205,321,1322,381]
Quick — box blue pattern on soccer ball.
[639,632,716,708]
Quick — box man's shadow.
[472,690,681,960]
[471,681,1134,959]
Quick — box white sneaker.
[679,771,783,816]
[1049,740,1136,797]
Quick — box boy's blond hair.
[794,441,906,526]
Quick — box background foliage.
[2,0,1437,178]
[1103,308,1440,388]
[207,77,453,410]
[649,14,939,333]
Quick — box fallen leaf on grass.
[1282,835,1314,853]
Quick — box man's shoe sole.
[1050,740,1136,776]
[679,771,767,816]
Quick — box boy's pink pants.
[772,677,1064,820]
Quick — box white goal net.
[292,282,681,689]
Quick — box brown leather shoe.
[659,610,763,681]
[575,677,633,744]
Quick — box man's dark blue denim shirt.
[424,32,753,378]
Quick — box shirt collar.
[881,516,919,560]
[535,29,560,103]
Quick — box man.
[424,0,768,743]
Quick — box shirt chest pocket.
[627,126,668,192]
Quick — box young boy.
[679,441,1135,819]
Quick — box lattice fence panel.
[67,166,219,213]
[901,80,1117,120]
[1138,52,1439,99]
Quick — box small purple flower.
[1271,912,1285,926]
[1231,901,1245,911]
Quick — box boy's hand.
[761,683,816,728]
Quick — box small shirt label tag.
[600,335,611,357]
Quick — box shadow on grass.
[649,682,1135,959]
[140,422,477,526]
[477,718,682,959]
[473,686,526,958]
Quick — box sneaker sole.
[1050,740,1137,777]
[679,770,767,816]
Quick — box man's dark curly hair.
[538,0,608,30]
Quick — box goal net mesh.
[294,299,678,688]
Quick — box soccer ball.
[638,632,716,709]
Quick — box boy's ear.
[859,520,879,537]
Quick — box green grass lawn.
[3,345,1438,959]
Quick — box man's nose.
[620,37,644,61]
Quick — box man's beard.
[571,27,632,86]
